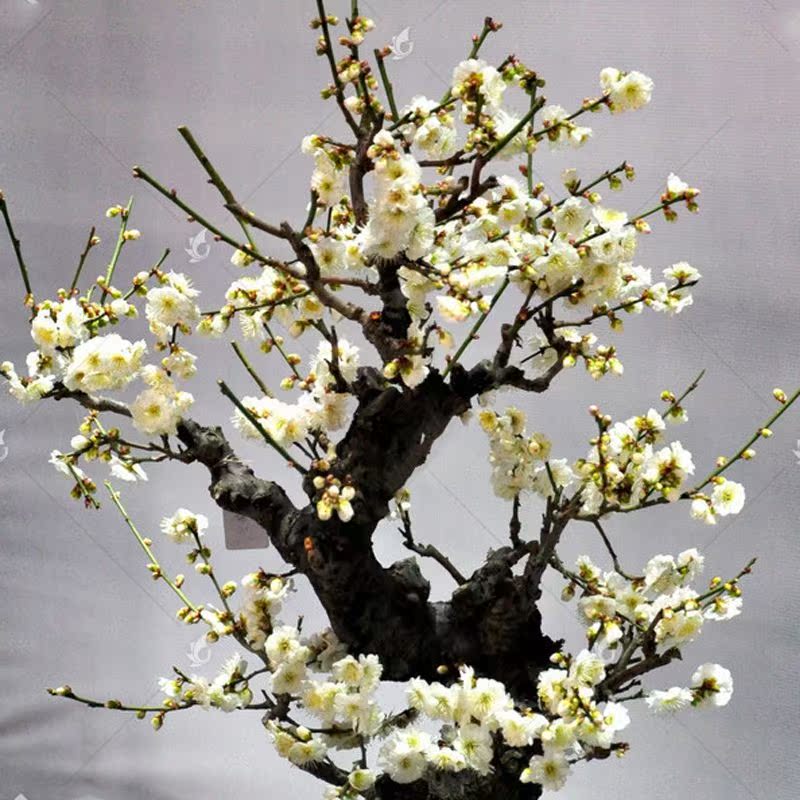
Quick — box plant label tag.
[223,510,269,550]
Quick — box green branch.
[442,275,510,378]
[177,125,258,250]
[105,482,198,611]
[231,340,273,397]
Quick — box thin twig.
[592,520,636,580]
[397,506,466,585]
[70,226,97,294]
[374,48,400,120]
[315,0,360,135]
[105,482,198,610]
[0,190,33,299]
[178,125,258,249]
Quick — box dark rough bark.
[374,756,544,800]
[177,363,563,799]
[177,366,560,696]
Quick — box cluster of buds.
[661,173,700,221]
[313,473,356,522]
[339,14,375,47]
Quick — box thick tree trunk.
[178,367,559,698]
[374,762,544,800]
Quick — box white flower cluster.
[31,297,90,354]
[130,363,195,436]
[301,134,352,208]
[1,359,54,403]
[231,338,359,448]
[575,405,745,524]
[160,507,208,544]
[194,552,739,795]
[400,96,458,159]
[2,212,203,454]
[145,271,201,342]
[478,406,573,500]
[312,474,357,522]
[600,68,655,113]
[562,546,743,664]
[540,104,593,149]
[65,333,147,393]
[204,262,324,341]
[646,663,734,714]
[358,130,434,261]
[480,400,748,529]
[690,478,746,524]
[159,652,252,712]
[238,570,292,649]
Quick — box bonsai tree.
[2,4,796,799]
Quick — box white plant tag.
[223,510,269,550]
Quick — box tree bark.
[177,368,560,697]
[374,757,544,800]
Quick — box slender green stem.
[693,385,800,491]
[191,530,233,616]
[438,17,497,105]
[48,687,271,715]
[315,0,360,135]
[662,369,705,422]
[201,292,311,317]
[132,166,302,280]
[389,96,457,132]
[374,48,400,120]
[217,380,308,473]
[47,687,193,713]
[574,192,689,248]
[95,197,134,302]
[0,191,33,299]
[552,279,698,329]
[177,125,258,250]
[231,340,273,397]
[105,482,198,610]
[575,161,628,197]
[134,169,367,289]
[538,161,628,219]
[525,88,538,196]
[443,276,510,378]
[65,461,100,509]
[528,95,608,142]
[263,320,302,380]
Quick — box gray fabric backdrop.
[1,1,799,798]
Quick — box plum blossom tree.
[1,5,797,800]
